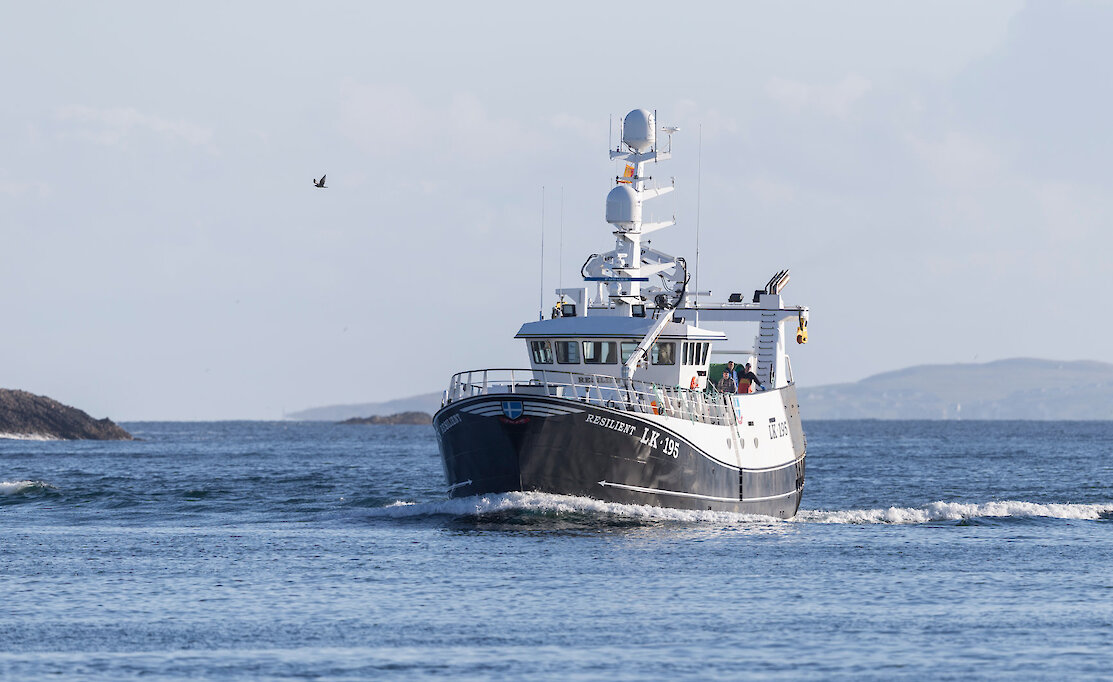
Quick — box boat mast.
[601,109,685,384]
[602,109,678,315]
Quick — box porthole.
[753,437,759,448]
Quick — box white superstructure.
[522,108,807,395]
[434,107,812,517]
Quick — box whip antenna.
[694,124,703,324]
[539,186,545,320]
[559,186,564,296]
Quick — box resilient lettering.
[584,414,681,458]
[438,413,462,435]
[584,413,638,436]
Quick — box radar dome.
[622,109,655,153]
[606,184,641,227]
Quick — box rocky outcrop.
[0,389,133,440]
[339,411,433,425]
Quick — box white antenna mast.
[694,123,702,325]
[539,186,545,321]
[559,186,564,297]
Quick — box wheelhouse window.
[530,340,553,364]
[682,341,710,365]
[582,340,618,364]
[620,341,640,363]
[651,342,675,365]
[555,340,581,364]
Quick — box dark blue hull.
[434,395,804,518]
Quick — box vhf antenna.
[694,123,702,324]
[559,186,564,298]
[539,186,545,321]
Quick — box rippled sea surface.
[2,420,1111,680]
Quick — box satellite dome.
[606,184,641,227]
[622,109,655,153]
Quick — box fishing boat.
[433,108,810,517]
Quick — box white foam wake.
[370,493,1113,524]
[0,480,55,495]
[370,492,775,523]
[798,500,1113,524]
[0,432,58,441]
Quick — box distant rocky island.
[0,389,133,440]
[290,394,442,422]
[339,411,432,425]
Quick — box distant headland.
[289,358,1113,421]
[797,358,1113,419]
[339,411,432,426]
[0,389,133,440]
[289,394,442,421]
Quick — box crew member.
[737,363,766,393]
[717,361,737,393]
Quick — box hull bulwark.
[434,393,805,518]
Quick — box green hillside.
[799,358,1113,419]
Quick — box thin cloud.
[766,74,873,118]
[672,100,740,139]
[337,80,533,161]
[53,106,214,148]
[1035,181,1108,242]
[548,112,600,143]
[905,130,1004,189]
[0,175,49,198]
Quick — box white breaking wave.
[0,432,58,441]
[372,492,775,523]
[0,480,55,495]
[797,500,1113,524]
[370,493,1113,525]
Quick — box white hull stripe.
[460,406,503,416]
[743,453,806,474]
[741,486,803,503]
[459,400,584,416]
[597,480,740,503]
[523,407,577,416]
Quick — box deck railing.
[442,368,736,426]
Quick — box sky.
[2,1,1111,420]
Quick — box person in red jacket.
[737,363,766,393]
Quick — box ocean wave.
[369,494,1113,525]
[797,500,1113,524]
[0,480,56,495]
[370,492,775,524]
[0,432,58,441]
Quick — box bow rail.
[443,368,739,426]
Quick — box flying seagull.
[313,174,327,188]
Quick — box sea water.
[1,420,1111,679]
